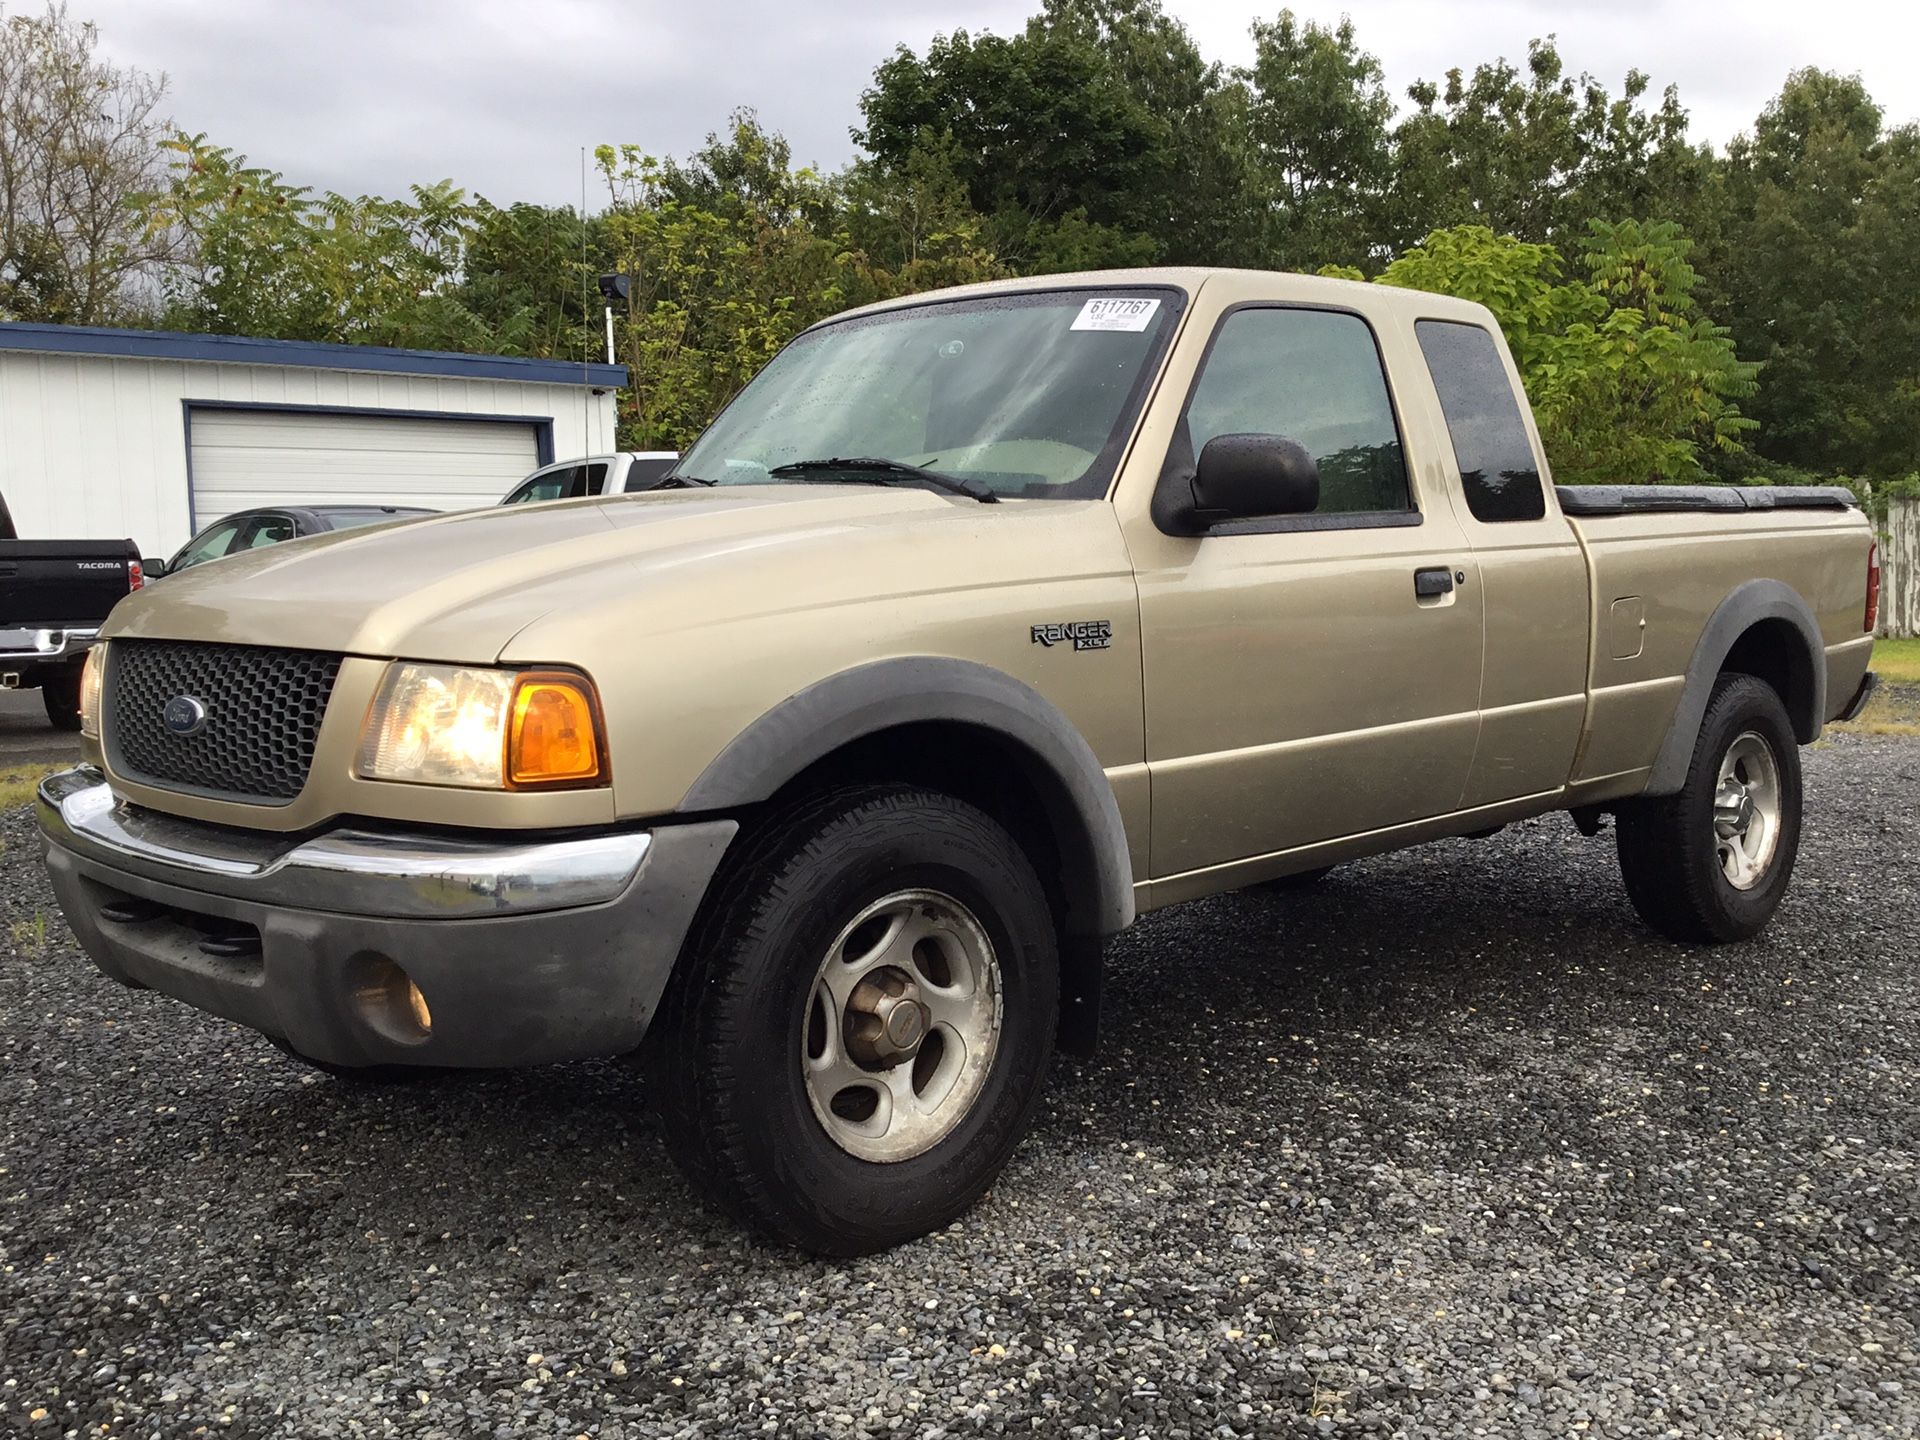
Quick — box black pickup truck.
[0,491,142,729]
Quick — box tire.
[1615,673,1803,944]
[649,785,1060,1255]
[1251,864,1334,892]
[42,671,83,732]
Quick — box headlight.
[79,644,106,739]
[356,663,605,790]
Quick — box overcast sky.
[78,0,1920,208]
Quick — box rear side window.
[1184,307,1411,515]
[1415,320,1546,523]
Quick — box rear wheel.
[650,785,1059,1255]
[1616,674,1802,943]
[42,670,83,731]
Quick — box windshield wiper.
[646,473,715,488]
[768,457,998,504]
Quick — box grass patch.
[0,763,63,809]
[1872,636,1920,685]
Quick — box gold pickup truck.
[37,269,1881,1253]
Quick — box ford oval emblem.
[163,695,209,737]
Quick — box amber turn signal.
[508,674,605,787]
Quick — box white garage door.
[189,407,543,526]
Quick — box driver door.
[1130,304,1485,880]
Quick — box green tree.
[148,135,491,348]
[595,119,851,448]
[854,12,1172,268]
[1707,70,1912,479]
[1853,124,1920,478]
[1377,222,1756,485]
[451,201,601,360]
[1240,11,1392,270]
[1384,40,1710,250]
[839,131,1005,299]
[1038,0,1258,264]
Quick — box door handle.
[1413,567,1455,598]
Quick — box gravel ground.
[2,730,1916,1439]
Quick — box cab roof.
[823,266,1495,330]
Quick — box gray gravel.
[3,730,1917,1439]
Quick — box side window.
[1184,308,1411,515]
[1414,320,1546,523]
[581,463,609,496]
[172,519,243,570]
[623,457,677,491]
[503,466,581,506]
[238,515,295,549]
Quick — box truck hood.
[105,486,1079,663]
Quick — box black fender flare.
[681,656,1136,937]
[1644,579,1825,795]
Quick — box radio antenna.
[581,146,592,464]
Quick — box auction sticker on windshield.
[1071,297,1160,332]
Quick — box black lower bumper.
[1837,669,1881,724]
[41,783,735,1069]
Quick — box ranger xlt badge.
[1031,620,1112,651]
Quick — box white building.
[0,322,626,555]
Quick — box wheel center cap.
[845,970,933,1066]
[1715,780,1755,838]
[886,1004,927,1049]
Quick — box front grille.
[107,640,343,803]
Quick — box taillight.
[1865,540,1880,634]
[128,558,144,592]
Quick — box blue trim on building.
[181,400,555,529]
[0,320,627,388]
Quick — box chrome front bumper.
[36,767,737,1068]
[37,766,651,919]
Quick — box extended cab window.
[1414,320,1546,523]
[1184,308,1410,516]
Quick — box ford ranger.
[35,269,1881,1254]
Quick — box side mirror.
[140,556,168,579]
[1191,434,1320,523]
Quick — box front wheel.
[649,785,1059,1255]
[1615,674,1803,943]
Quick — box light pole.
[597,272,632,365]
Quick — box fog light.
[349,955,433,1045]
[406,978,432,1033]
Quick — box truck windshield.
[674,288,1181,500]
